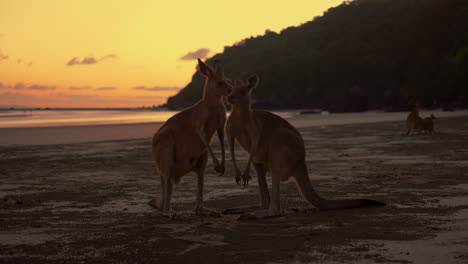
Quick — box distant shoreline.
[1,110,468,146]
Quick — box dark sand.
[1,116,468,263]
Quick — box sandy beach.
[1,114,468,263]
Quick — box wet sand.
[1,115,468,263]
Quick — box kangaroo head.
[227,74,259,106]
[197,58,232,98]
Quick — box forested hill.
[166,0,468,111]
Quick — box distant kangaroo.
[224,75,385,219]
[406,106,424,135]
[423,114,436,134]
[149,59,231,218]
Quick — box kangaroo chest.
[201,110,225,140]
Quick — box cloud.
[68,86,92,90]
[95,87,117,91]
[179,48,211,60]
[0,92,35,100]
[29,85,56,91]
[67,57,96,65]
[132,86,181,92]
[66,54,117,66]
[14,83,25,90]
[101,54,117,60]
[2,83,55,90]
[16,58,33,67]
[0,90,167,108]
[56,94,166,105]
[0,49,8,61]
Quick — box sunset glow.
[0,0,343,108]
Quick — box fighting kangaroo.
[149,59,231,218]
[406,105,424,135]
[422,114,436,135]
[224,75,385,219]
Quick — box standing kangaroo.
[406,106,424,135]
[422,114,436,134]
[149,59,231,218]
[224,75,385,219]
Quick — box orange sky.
[0,0,343,108]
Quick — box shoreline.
[1,110,468,146]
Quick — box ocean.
[0,109,467,129]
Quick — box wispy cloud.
[95,87,117,91]
[132,86,181,92]
[68,86,92,91]
[66,54,117,66]
[14,83,25,90]
[0,91,167,107]
[100,54,117,60]
[0,92,35,100]
[17,58,33,67]
[1,83,56,91]
[0,49,8,61]
[29,85,56,90]
[179,48,211,60]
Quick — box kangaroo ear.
[197,58,213,77]
[212,59,223,76]
[246,74,259,90]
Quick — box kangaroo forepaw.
[241,172,251,186]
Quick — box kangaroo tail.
[293,163,385,210]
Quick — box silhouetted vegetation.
[167,0,468,111]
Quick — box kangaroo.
[406,106,424,135]
[149,59,231,218]
[224,75,385,219]
[423,114,436,135]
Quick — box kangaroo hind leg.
[238,168,282,220]
[194,152,221,217]
[149,174,165,210]
[149,136,176,218]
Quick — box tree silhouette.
[167,0,468,111]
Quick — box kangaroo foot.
[237,209,282,221]
[195,207,221,217]
[148,198,162,209]
[162,210,177,220]
[289,207,319,213]
[222,205,262,215]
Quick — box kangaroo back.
[294,163,385,210]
